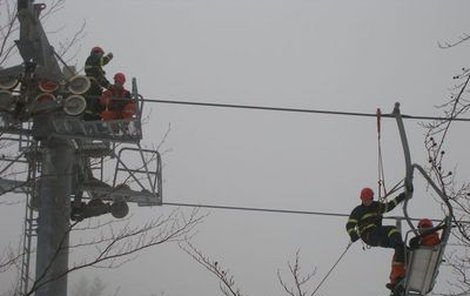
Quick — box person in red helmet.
[346,187,409,290]
[85,46,113,87]
[99,72,136,120]
[84,46,114,120]
[409,218,441,249]
[91,46,104,54]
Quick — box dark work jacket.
[346,193,406,241]
[84,52,112,88]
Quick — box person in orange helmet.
[409,218,441,249]
[99,72,136,121]
[385,218,442,293]
[346,187,409,290]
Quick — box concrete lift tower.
[0,1,162,295]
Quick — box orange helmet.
[114,72,126,85]
[418,218,433,229]
[91,46,104,54]
[360,187,374,203]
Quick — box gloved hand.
[106,52,114,60]
[350,233,360,243]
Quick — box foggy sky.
[1,0,470,295]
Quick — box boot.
[387,262,406,290]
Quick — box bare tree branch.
[22,208,205,295]
[438,33,470,49]
[179,241,246,296]
[422,37,470,295]
[277,250,316,296]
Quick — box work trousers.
[84,81,104,121]
[361,225,405,263]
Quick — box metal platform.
[0,1,158,294]
[81,145,162,206]
[82,181,159,206]
[0,76,144,145]
[52,117,142,143]
[0,113,142,144]
[75,139,112,158]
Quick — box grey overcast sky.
[1,0,470,295]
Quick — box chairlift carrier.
[392,103,453,296]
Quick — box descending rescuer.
[84,46,114,120]
[346,187,408,290]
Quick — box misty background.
[2,0,470,295]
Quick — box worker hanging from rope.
[345,187,410,290]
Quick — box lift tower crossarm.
[0,0,63,82]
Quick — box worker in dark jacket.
[84,46,113,120]
[346,187,408,290]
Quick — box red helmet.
[91,46,104,54]
[114,72,126,85]
[360,187,374,202]
[418,218,433,229]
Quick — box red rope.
[376,108,387,200]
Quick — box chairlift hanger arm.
[393,102,454,246]
[393,102,416,234]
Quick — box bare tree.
[277,250,317,296]
[0,0,86,67]
[180,242,322,296]
[0,0,19,66]
[179,241,247,296]
[421,36,470,295]
[1,208,206,295]
[0,247,21,274]
[0,1,199,296]
[438,33,470,50]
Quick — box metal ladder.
[18,121,33,152]
[19,144,39,296]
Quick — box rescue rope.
[377,108,387,201]
[381,180,405,200]
[311,241,353,296]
